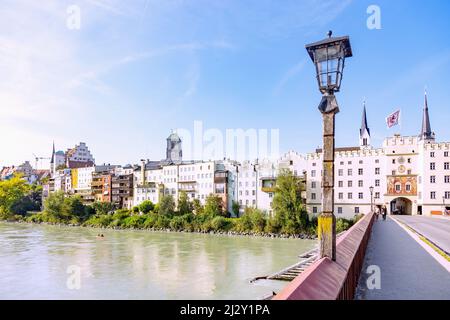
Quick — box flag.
[386,110,400,128]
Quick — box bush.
[92,202,115,215]
[121,215,146,228]
[143,214,157,229]
[83,215,113,227]
[139,200,154,214]
[169,215,185,231]
[154,215,170,229]
[336,218,353,234]
[210,216,230,231]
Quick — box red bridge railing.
[273,212,375,300]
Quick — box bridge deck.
[355,216,450,300]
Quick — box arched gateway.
[390,197,413,215]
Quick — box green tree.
[92,201,115,215]
[62,196,86,218]
[43,191,65,219]
[139,200,155,214]
[177,191,192,215]
[272,169,309,234]
[0,174,31,215]
[192,198,203,215]
[159,195,175,217]
[203,194,224,217]
[232,201,240,217]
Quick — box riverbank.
[3,218,317,239]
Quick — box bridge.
[272,213,450,300]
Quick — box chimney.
[140,159,146,185]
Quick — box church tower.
[359,101,371,148]
[166,131,182,164]
[419,91,435,142]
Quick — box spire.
[50,141,55,164]
[359,101,371,147]
[360,101,370,137]
[420,90,435,141]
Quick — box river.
[0,222,315,299]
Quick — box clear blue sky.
[1,0,450,168]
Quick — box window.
[311,193,316,200]
[405,183,411,192]
[392,159,396,164]
[338,193,343,199]
[407,169,412,175]
[445,176,450,183]
[312,181,317,188]
[358,168,363,175]
[407,158,411,163]
[445,192,450,199]
[445,151,449,157]
[375,168,380,175]
[358,192,363,199]
[355,207,360,214]
[348,181,353,187]
[348,193,353,199]
[430,192,436,199]
[395,183,401,192]
[348,169,352,176]
[445,162,450,170]
[375,179,380,187]
[348,161,352,165]
[430,176,436,183]
[430,163,436,170]
[392,170,396,175]
[358,180,363,187]
[337,207,343,214]
[375,192,380,199]
[338,169,343,176]
[313,207,318,214]
[375,159,379,164]
[340,161,344,165]
[359,160,363,164]
[338,181,343,188]
[312,162,316,167]
[430,152,435,158]
[311,170,316,177]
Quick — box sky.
[1,0,450,168]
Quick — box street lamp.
[369,186,374,213]
[306,31,353,261]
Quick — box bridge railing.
[273,212,375,300]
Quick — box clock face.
[398,156,405,164]
[398,165,406,174]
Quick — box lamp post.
[370,186,374,213]
[306,31,352,261]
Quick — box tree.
[271,169,309,234]
[139,200,154,214]
[232,201,240,217]
[159,195,175,217]
[177,191,192,215]
[192,198,203,215]
[43,191,65,218]
[0,174,31,215]
[203,194,224,217]
[92,201,115,215]
[62,196,85,218]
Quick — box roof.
[315,147,360,153]
[360,103,370,136]
[305,34,352,61]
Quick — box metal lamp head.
[305,31,353,95]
